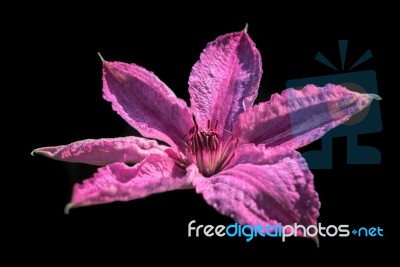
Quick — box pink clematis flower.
[33,28,379,237]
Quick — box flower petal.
[32,137,168,166]
[226,143,292,168]
[102,60,194,149]
[194,146,320,235]
[188,30,261,138]
[234,84,380,149]
[68,154,197,211]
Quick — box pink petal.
[234,84,380,149]
[194,145,320,236]
[226,143,293,168]
[68,154,197,211]
[188,30,261,138]
[102,60,194,149]
[32,137,167,166]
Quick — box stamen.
[177,119,237,177]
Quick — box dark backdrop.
[20,8,390,262]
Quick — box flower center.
[178,120,237,177]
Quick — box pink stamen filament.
[178,120,237,177]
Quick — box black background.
[19,7,391,262]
